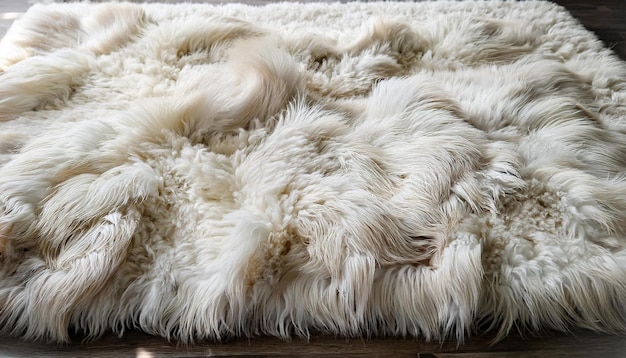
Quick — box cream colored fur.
[1,1,626,344]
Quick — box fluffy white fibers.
[0,1,626,344]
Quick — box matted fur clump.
[1,1,626,343]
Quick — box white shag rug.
[1,0,626,344]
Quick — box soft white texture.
[1,1,626,344]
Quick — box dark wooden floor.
[0,0,625,357]
[1,329,626,357]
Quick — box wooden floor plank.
[1,328,626,357]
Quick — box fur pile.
[1,1,626,343]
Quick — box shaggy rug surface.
[1,0,626,344]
